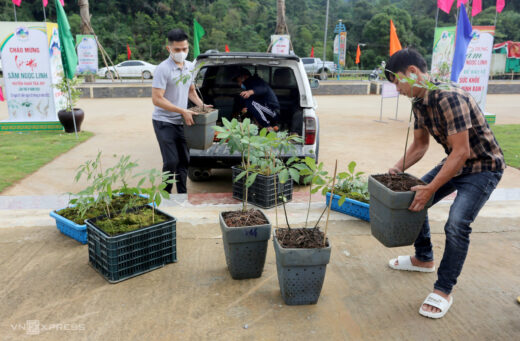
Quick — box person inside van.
[232,68,280,130]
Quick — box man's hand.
[182,109,198,126]
[240,90,254,99]
[409,184,434,212]
[203,104,214,109]
[388,166,403,175]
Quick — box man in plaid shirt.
[384,49,505,319]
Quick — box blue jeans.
[414,165,503,295]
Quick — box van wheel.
[188,167,211,181]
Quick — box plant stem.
[282,194,290,229]
[322,160,338,247]
[274,172,279,228]
[243,125,251,212]
[313,205,328,229]
[402,88,414,173]
[305,177,312,228]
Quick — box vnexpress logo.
[26,320,40,335]
[11,320,85,335]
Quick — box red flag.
[472,0,482,16]
[389,20,402,56]
[0,87,4,102]
[127,44,131,60]
[43,0,48,7]
[355,44,361,64]
[496,0,505,13]
[12,0,22,7]
[225,44,230,52]
[310,46,314,57]
[437,0,455,14]
[457,0,468,7]
[60,0,64,5]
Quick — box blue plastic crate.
[326,192,370,222]
[50,209,87,244]
[50,194,152,244]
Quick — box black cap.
[231,67,251,81]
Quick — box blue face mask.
[240,84,246,90]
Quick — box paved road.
[1,94,519,195]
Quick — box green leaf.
[245,172,258,188]
[278,169,289,184]
[338,195,347,206]
[288,168,300,183]
[348,161,356,174]
[233,170,248,183]
[304,157,316,171]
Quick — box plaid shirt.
[413,84,505,175]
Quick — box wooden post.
[322,160,338,247]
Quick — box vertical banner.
[431,26,495,111]
[47,22,67,114]
[76,34,98,75]
[333,34,339,65]
[0,22,58,122]
[339,31,347,67]
[457,26,495,110]
[431,26,456,82]
[271,35,291,55]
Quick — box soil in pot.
[190,106,215,114]
[276,228,329,249]
[58,194,149,224]
[372,174,425,192]
[94,205,168,236]
[222,209,268,227]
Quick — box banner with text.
[0,22,64,122]
[430,26,495,111]
[76,34,98,75]
[271,35,291,55]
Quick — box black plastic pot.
[232,166,293,209]
[58,108,84,133]
[184,109,218,150]
[272,228,331,305]
[85,206,177,283]
[219,210,271,280]
[368,174,434,248]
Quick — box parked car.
[97,60,156,79]
[188,52,320,182]
[301,57,336,80]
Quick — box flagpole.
[66,78,79,139]
[13,3,17,22]
[43,2,47,22]
[434,7,439,30]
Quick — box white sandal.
[419,293,453,319]
[388,255,435,273]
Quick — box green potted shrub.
[84,167,177,283]
[212,118,273,279]
[368,74,440,247]
[50,152,149,244]
[55,76,84,133]
[326,161,370,222]
[215,117,301,209]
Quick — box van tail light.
[304,117,316,145]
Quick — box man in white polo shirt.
[151,29,209,193]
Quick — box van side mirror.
[309,78,320,89]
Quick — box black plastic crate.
[232,166,293,209]
[86,206,177,283]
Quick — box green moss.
[57,194,149,224]
[93,206,168,237]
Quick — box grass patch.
[0,130,93,192]
[492,124,520,169]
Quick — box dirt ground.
[0,94,519,195]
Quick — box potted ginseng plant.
[368,73,443,247]
[213,118,272,280]
[272,157,342,305]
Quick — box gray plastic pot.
[368,174,434,248]
[272,229,331,305]
[219,210,271,280]
[184,109,218,150]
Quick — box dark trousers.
[152,120,189,194]
[415,165,503,294]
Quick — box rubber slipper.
[388,255,435,273]
[419,293,453,319]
